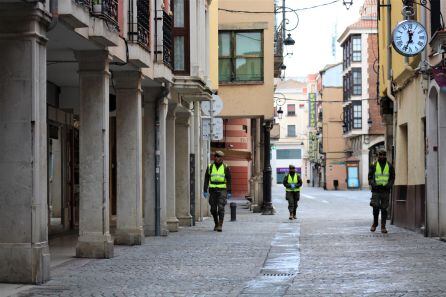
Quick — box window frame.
[287,125,296,137]
[218,30,264,84]
[351,68,362,96]
[287,104,296,116]
[352,101,362,129]
[172,0,190,75]
[351,35,362,62]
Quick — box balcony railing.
[91,0,119,30]
[162,10,173,69]
[129,0,150,50]
[74,0,91,8]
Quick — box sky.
[280,0,365,79]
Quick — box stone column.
[0,3,51,284]
[166,104,179,232]
[75,50,113,258]
[114,71,144,245]
[143,90,156,236]
[158,97,169,235]
[175,112,193,226]
[252,118,263,213]
[194,102,204,221]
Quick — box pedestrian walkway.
[3,187,446,297]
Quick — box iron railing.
[74,0,91,8]
[91,0,119,29]
[129,0,150,49]
[162,10,173,69]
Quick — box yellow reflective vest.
[375,162,390,186]
[208,163,227,189]
[286,173,300,192]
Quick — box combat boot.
[293,211,297,220]
[216,219,223,232]
[381,225,388,234]
[289,212,293,220]
[370,224,377,232]
[213,215,219,231]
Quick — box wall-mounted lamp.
[284,34,295,46]
[277,107,284,119]
[343,0,353,10]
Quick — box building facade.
[339,0,385,189]
[378,0,446,236]
[317,63,348,190]
[272,79,309,185]
[0,0,217,283]
[217,0,275,212]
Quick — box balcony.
[162,10,173,69]
[74,0,91,8]
[128,0,150,50]
[91,0,119,30]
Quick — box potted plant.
[92,0,102,13]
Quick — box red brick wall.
[368,34,385,135]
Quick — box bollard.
[230,202,237,221]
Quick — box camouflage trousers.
[370,192,390,225]
[370,192,390,210]
[286,191,300,214]
[209,189,227,221]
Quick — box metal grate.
[91,0,119,30]
[162,10,173,69]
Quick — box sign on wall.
[308,93,317,128]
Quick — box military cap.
[214,150,224,157]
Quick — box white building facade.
[272,79,309,185]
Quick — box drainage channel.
[239,223,300,296]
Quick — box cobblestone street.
[3,187,446,297]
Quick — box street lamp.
[284,33,295,46]
[343,0,353,10]
[277,107,284,119]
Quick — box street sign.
[212,117,223,141]
[202,118,211,140]
[201,94,224,116]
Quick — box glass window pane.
[353,53,361,62]
[219,33,231,57]
[287,125,296,137]
[174,0,184,27]
[219,58,232,82]
[174,36,185,71]
[276,149,301,159]
[236,32,262,56]
[235,58,263,81]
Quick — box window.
[218,31,264,83]
[287,125,296,137]
[172,0,190,74]
[353,102,362,129]
[287,104,296,116]
[343,35,362,68]
[276,149,301,159]
[352,35,361,62]
[352,68,362,96]
[431,1,441,36]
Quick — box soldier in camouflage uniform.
[368,150,395,233]
[203,151,232,232]
[282,165,302,220]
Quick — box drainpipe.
[155,86,169,236]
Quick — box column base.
[114,228,144,245]
[251,204,263,213]
[178,215,193,227]
[262,205,276,215]
[143,225,169,236]
[76,235,114,259]
[0,242,50,284]
[166,217,180,232]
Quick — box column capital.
[75,50,111,73]
[0,3,51,43]
[113,71,143,91]
[167,103,178,118]
[175,111,192,127]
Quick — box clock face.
[392,20,428,56]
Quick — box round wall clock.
[392,20,428,57]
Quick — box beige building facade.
[217,0,275,212]
[317,64,348,190]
